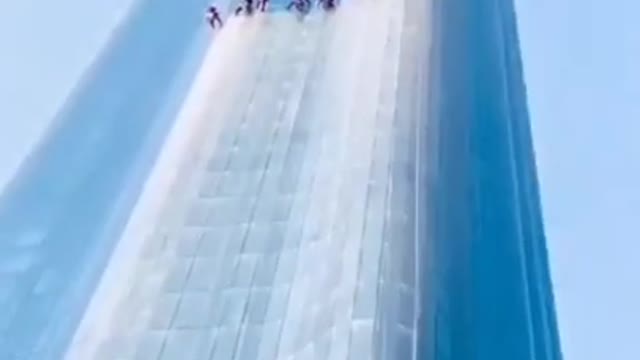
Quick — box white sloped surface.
[68,0,434,358]
[65,16,259,360]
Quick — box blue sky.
[0,0,137,191]
[516,0,640,358]
[0,0,637,358]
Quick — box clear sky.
[0,0,137,191]
[515,0,640,359]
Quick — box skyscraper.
[0,0,562,359]
[418,0,563,359]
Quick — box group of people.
[286,0,337,13]
[206,0,339,29]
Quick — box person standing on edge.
[318,0,337,11]
[206,5,223,28]
[286,0,310,13]
[235,0,255,15]
[259,0,269,12]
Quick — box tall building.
[0,0,561,359]
[418,0,563,359]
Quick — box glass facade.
[0,0,561,359]
[419,0,562,359]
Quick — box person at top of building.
[206,5,223,28]
[235,0,255,15]
[286,0,311,13]
[258,0,269,12]
[318,0,337,11]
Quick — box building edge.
[419,0,563,359]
